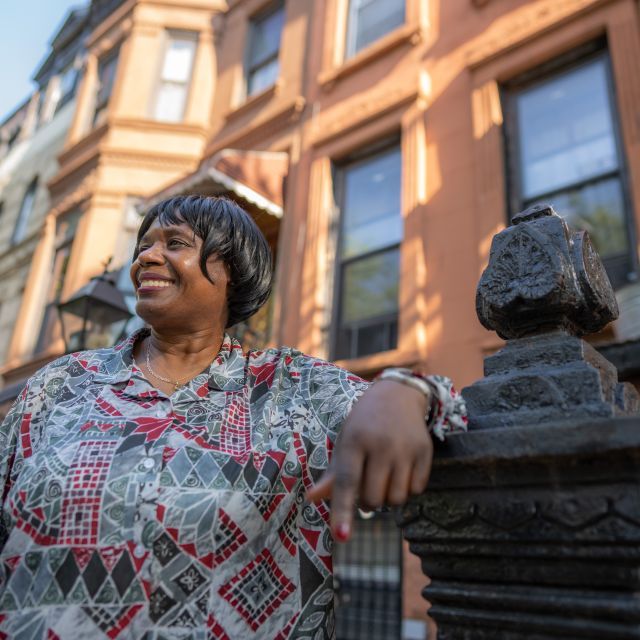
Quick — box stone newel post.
[399,205,640,639]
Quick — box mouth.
[137,274,175,293]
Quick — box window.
[333,143,402,360]
[55,63,80,114]
[505,50,635,286]
[36,210,81,353]
[246,3,284,97]
[153,33,198,122]
[93,49,120,128]
[11,178,38,245]
[346,0,405,58]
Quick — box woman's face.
[130,218,229,332]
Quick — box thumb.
[305,471,334,503]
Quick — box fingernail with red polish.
[336,523,350,542]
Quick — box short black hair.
[134,195,273,328]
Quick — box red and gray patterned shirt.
[0,329,465,639]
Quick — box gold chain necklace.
[145,341,196,391]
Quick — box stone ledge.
[431,416,640,466]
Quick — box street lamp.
[57,270,133,353]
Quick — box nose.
[137,241,164,265]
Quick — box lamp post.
[57,270,133,353]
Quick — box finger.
[331,449,365,543]
[359,456,392,509]
[387,463,413,506]
[410,446,433,495]
[305,472,334,503]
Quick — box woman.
[0,196,466,638]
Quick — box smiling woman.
[0,195,466,639]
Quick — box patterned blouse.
[0,329,465,639]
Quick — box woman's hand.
[305,380,433,542]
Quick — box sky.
[0,0,82,121]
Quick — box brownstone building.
[1,0,640,637]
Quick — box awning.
[144,149,288,219]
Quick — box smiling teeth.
[140,280,172,287]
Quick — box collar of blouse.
[90,328,247,397]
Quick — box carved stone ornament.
[400,204,640,639]
[465,204,638,428]
[476,204,617,340]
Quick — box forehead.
[140,219,194,239]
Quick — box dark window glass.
[346,0,405,58]
[506,53,635,287]
[247,3,284,97]
[333,144,402,360]
[93,49,120,127]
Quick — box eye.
[168,238,188,248]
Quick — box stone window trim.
[34,208,83,355]
[92,46,121,129]
[318,0,426,91]
[150,30,199,124]
[223,0,287,117]
[244,1,286,101]
[301,97,426,370]
[224,82,280,122]
[10,178,39,247]
[467,2,640,310]
[501,39,637,288]
[328,136,404,363]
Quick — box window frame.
[330,138,403,361]
[54,62,80,115]
[344,0,406,60]
[151,30,199,123]
[35,209,82,354]
[93,47,120,128]
[502,41,637,287]
[11,178,39,246]
[245,1,285,99]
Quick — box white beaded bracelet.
[374,367,468,441]
[375,367,433,398]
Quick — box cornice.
[310,85,419,147]
[50,168,98,216]
[100,148,197,169]
[112,117,209,137]
[58,124,109,168]
[86,0,136,49]
[465,0,612,69]
[205,96,306,154]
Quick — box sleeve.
[422,373,468,441]
[0,384,30,546]
[293,355,369,480]
[0,366,52,548]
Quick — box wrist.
[375,378,429,415]
[374,368,435,422]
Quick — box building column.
[5,215,56,364]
